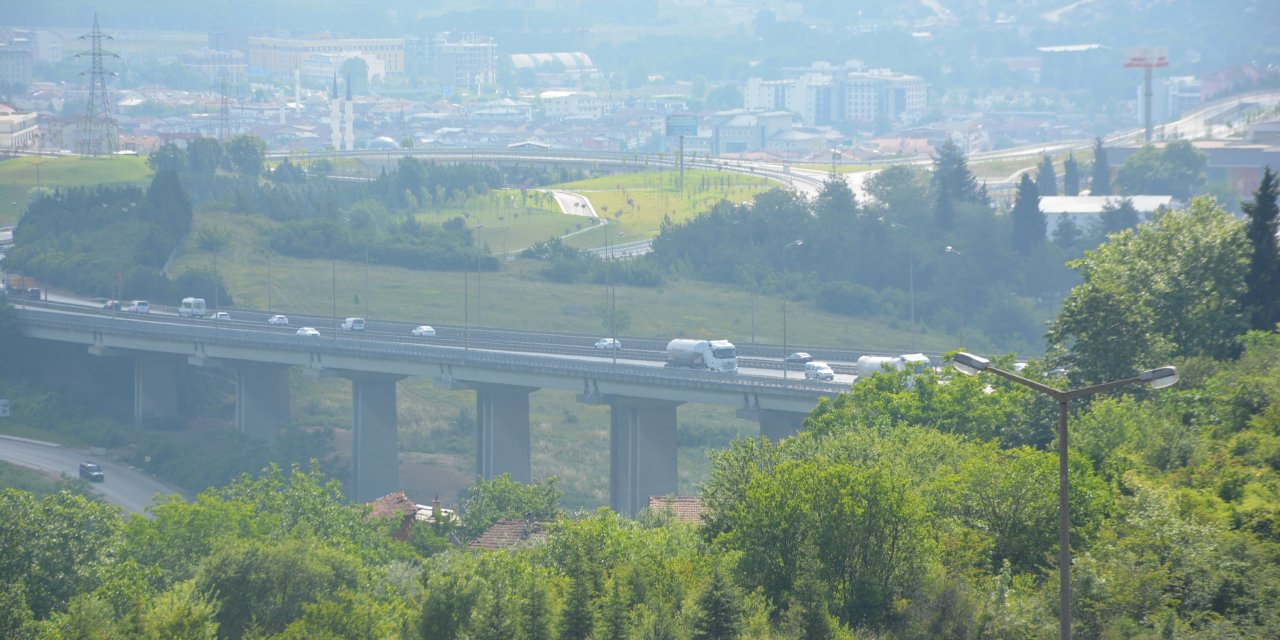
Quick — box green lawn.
[0,156,153,226]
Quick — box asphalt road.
[0,435,186,514]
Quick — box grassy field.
[0,156,153,226]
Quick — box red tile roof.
[468,519,549,550]
[647,496,707,524]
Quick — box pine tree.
[1063,153,1080,195]
[691,567,742,640]
[1011,173,1044,253]
[1243,167,1280,331]
[1090,137,1111,195]
[1036,155,1058,196]
[931,138,980,228]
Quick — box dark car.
[78,462,104,482]
[784,352,814,364]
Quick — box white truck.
[855,353,932,378]
[178,297,206,318]
[665,339,738,373]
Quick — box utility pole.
[74,13,120,157]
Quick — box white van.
[178,297,206,318]
[804,361,835,381]
[340,317,365,331]
[125,300,150,314]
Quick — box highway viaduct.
[13,306,840,514]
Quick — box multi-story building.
[181,49,248,85]
[247,36,405,78]
[0,103,39,150]
[0,44,33,87]
[429,33,497,93]
[541,91,608,119]
[303,51,386,82]
[745,63,927,129]
[1139,75,1202,124]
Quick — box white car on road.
[268,314,289,326]
[595,337,622,350]
[411,325,437,337]
[209,311,231,321]
[296,327,320,337]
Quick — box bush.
[815,282,879,316]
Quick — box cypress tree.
[1091,137,1111,195]
[691,566,742,640]
[1063,153,1081,195]
[1243,167,1280,331]
[1037,155,1058,196]
[1011,173,1045,253]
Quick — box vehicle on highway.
[296,327,321,337]
[804,361,835,381]
[666,338,738,372]
[210,311,231,321]
[268,314,289,326]
[785,352,814,364]
[125,300,150,314]
[340,317,365,331]
[179,297,207,318]
[103,299,121,311]
[594,337,622,350]
[411,325,437,337]
[79,462,104,482]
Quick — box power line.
[74,13,119,157]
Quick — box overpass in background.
[13,304,842,514]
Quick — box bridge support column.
[609,398,681,517]
[133,353,181,428]
[753,409,808,442]
[346,373,404,502]
[232,362,291,443]
[475,384,536,483]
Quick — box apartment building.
[745,63,927,128]
[248,36,404,77]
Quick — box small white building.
[1040,195,1176,237]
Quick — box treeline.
[4,172,203,302]
[648,139,1227,353]
[520,233,665,287]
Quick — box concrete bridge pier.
[132,353,182,428]
[231,362,292,443]
[345,372,405,502]
[474,384,537,483]
[607,398,682,516]
[743,408,808,442]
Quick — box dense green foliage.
[1115,141,1208,200]
[651,165,1071,353]
[1243,167,1280,332]
[5,172,194,300]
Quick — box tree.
[1242,167,1280,331]
[225,134,266,178]
[691,566,742,640]
[185,138,223,176]
[1048,197,1249,383]
[1010,173,1044,253]
[931,138,980,227]
[1090,137,1111,195]
[1063,153,1081,196]
[1115,141,1207,200]
[459,474,560,540]
[1036,155,1058,196]
[1097,197,1141,239]
[148,142,187,174]
[138,580,220,640]
[1053,216,1084,250]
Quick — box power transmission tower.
[74,13,119,157]
[217,78,232,140]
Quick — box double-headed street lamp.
[950,353,1178,640]
[781,239,803,379]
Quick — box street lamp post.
[474,224,484,329]
[945,245,964,348]
[781,240,803,379]
[950,353,1178,640]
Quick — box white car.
[411,325,437,337]
[268,314,289,326]
[595,337,622,350]
[209,311,231,321]
[804,361,836,381]
[296,327,320,337]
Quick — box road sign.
[666,115,698,137]
[1124,46,1169,68]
